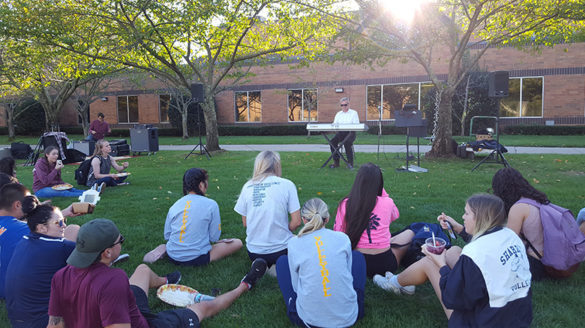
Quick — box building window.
[235,91,261,122]
[500,77,543,118]
[117,95,139,123]
[288,89,318,122]
[159,95,170,123]
[366,83,433,121]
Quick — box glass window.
[117,96,139,123]
[288,89,318,122]
[367,83,430,121]
[500,77,543,118]
[235,91,261,122]
[159,95,170,123]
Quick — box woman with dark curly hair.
[334,162,413,278]
[492,167,575,280]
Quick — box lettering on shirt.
[511,279,531,292]
[179,201,191,242]
[251,182,280,207]
[499,244,523,266]
[314,236,331,297]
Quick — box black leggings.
[362,248,398,278]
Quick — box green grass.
[2,133,585,147]
[3,150,585,327]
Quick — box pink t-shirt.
[334,189,399,249]
[49,263,148,328]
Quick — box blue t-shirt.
[0,216,30,299]
[5,233,75,328]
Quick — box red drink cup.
[425,237,446,255]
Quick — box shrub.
[503,125,585,135]
[218,124,307,136]
[367,125,406,135]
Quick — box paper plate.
[52,183,73,190]
[115,172,131,178]
[157,284,198,307]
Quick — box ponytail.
[298,198,329,237]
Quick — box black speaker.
[190,83,205,103]
[488,71,509,98]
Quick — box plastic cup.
[425,237,446,255]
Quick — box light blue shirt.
[287,228,358,328]
[164,194,221,261]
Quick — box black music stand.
[394,107,428,173]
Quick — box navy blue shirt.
[0,215,30,299]
[5,233,75,328]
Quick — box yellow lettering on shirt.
[179,201,191,242]
[314,236,331,297]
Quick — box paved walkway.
[162,144,585,154]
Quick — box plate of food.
[52,183,73,191]
[115,172,131,178]
[157,284,198,307]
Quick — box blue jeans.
[93,176,127,187]
[35,187,85,198]
[85,134,95,141]
[276,251,366,327]
[577,208,585,225]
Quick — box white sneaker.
[373,272,415,295]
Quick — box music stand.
[394,106,428,173]
[185,102,211,160]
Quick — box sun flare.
[378,0,432,23]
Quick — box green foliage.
[13,99,45,135]
[218,124,307,136]
[503,125,585,135]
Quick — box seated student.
[86,139,130,187]
[0,183,32,299]
[0,172,18,187]
[276,198,366,328]
[33,146,85,198]
[374,194,532,328]
[144,168,242,265]
[234,151,301,269]
[0,157,16,177]
[48,219,268,328]
[5,200,80,328]
[334,163,414,278]
[492,167,579,280]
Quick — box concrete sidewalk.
[163,144,585,155]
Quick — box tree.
[332,0,585,156]
[12,0,343,151]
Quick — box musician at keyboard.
[329,97,360,169]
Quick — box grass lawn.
[3,150,585,327]
[2,133,585,147]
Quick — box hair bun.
[21,195,40,215]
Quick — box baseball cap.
[67,218,120,268]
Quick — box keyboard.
[306,123,369,132]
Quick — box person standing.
[86,112,111,141]
[329,97,360,169]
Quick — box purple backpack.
[517,198,585,271]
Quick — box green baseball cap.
[67,218,120,268]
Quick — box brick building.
[3,42,585,130]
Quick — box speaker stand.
[471,99,509,171]
[185,105,211,160]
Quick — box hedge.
[503,125,585,135]
[218,125,308,136]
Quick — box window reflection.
[235,91,262,122]
[288,89,318,122]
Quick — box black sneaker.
[241,258,267,289]
[166,271,182,285]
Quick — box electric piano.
[306,123,368,168]
[306,123,369,132]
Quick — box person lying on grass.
[144,167,242,265]
[48,218,268,328]
[276,198,366,328]
[5,200,80,328]
[374,194,533,328]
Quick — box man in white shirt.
[329,97,360,169]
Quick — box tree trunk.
[80,105,90,136]
[181,104,189,139]
[461,75,471,136]
[6,106,15,139]
[428,88,456,157]
[201,97,219,151]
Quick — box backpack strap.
[521,232,543,259]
